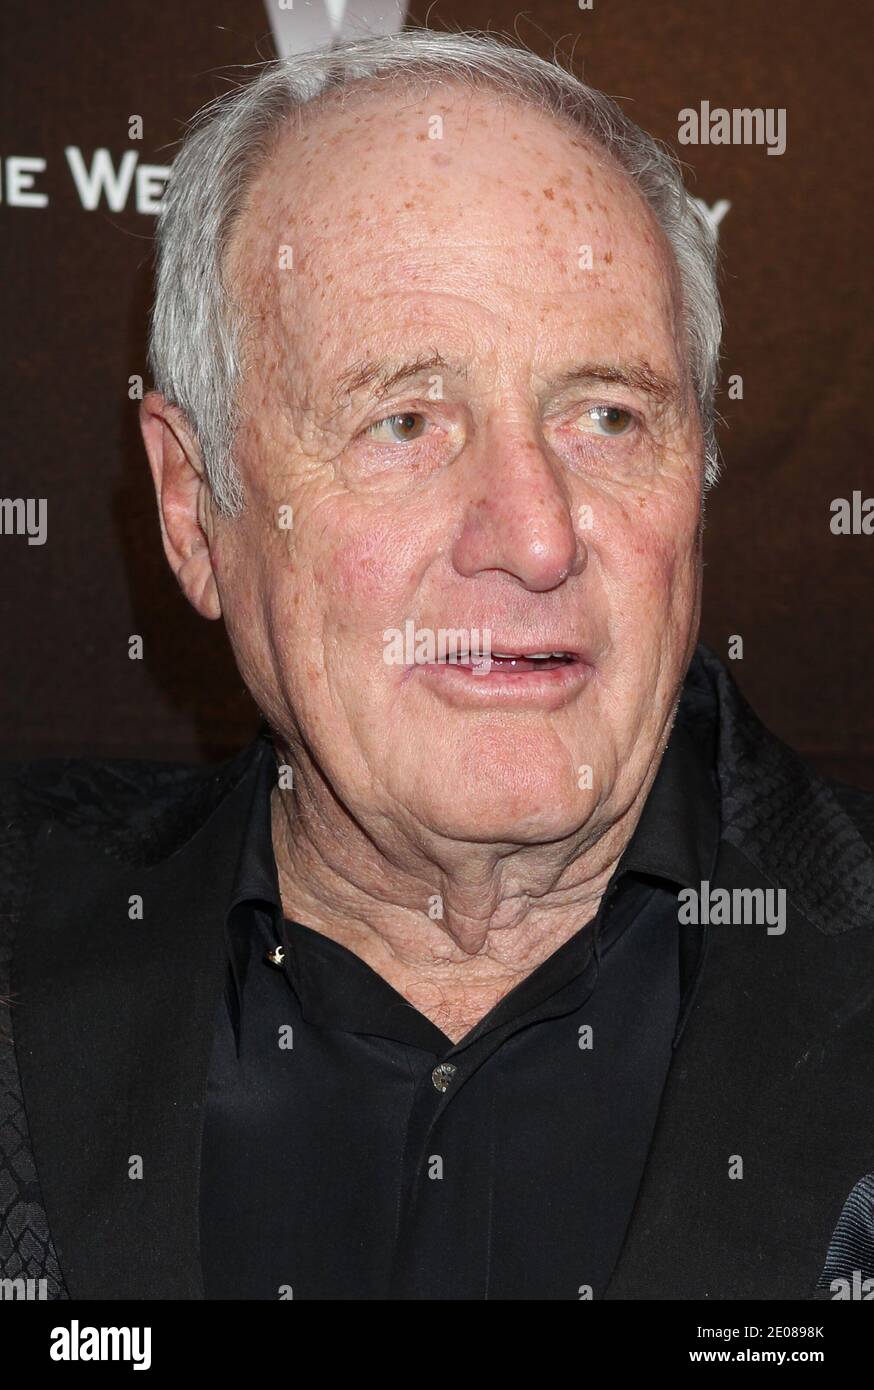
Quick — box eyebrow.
[331,353,470,405]
[548,362,682,406]
[329,354,682,408]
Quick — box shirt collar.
[222,706,721,1047]
[617,712,721,892]
[606,710,722,1040]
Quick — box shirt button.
[431,1062,457,1093]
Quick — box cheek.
[609,508,700,630]
[320,513,424,614]
[275,513,425,696]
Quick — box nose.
[451,423,587,592]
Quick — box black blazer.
[2,644,874,1300]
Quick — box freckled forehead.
[224,81,682,367]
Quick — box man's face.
[213,84,704,846]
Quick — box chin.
[424,787,591,846]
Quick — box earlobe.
[139,392,223,621]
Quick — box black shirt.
[199,714,720,1300]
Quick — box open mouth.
[409,642,591,702]
[442,651,578,674]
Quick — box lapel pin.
[265,944,286,967]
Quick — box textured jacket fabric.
[2,643,873,1300]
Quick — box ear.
[139,391,222,620]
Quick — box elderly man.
[2,29,873,1304]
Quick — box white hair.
[147,28,723,514]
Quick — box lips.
[413,641,592,708]
[472,651,575,673]
[437,648,580,674]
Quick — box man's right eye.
[364,412,429,444]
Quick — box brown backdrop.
[2,0,872,783]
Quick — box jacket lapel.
[13,740,267,1299]
[605,649,874,1298]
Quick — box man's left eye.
[574,405,635,436]
[364,412,428,443]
